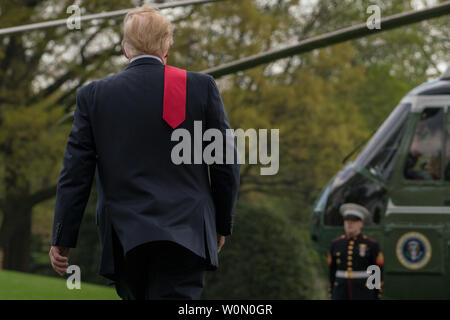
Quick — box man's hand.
[49,246,70,276]
[217,234,225,253]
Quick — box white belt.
[336,270,369,279]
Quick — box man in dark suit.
[49,5,240,300]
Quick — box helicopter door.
[384,104,450,298]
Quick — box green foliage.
[202,202,325,299]
[0,91,69,196]
[355,62,414,132]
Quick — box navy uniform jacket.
[328,233,384,300]
[50,57,240,281]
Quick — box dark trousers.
[113,239,207,300]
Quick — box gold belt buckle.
[347,270,354,279]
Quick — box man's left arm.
[49,84,97,274]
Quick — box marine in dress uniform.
[328,203,384,300]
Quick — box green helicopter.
[310,65,450,299]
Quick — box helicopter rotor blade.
[0,0,223,36]
[202,1,450,77]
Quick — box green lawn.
[0,270,120,300]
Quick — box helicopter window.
[366,116,408,180]
[355,103,410,169]
[404,107,444,181]
[324,171,387,226]
[314,182,331,212]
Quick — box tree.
[0,0,140,271]
[202,202,323,299]
[0,93,69,270]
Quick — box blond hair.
[122,4,174,59]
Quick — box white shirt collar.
[129,54,163,64]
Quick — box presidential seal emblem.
[396,232,432,270]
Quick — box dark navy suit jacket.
[51,57,240,280]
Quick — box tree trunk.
[0,204,32,272]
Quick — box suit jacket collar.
[125,57,164,71]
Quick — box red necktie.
[163,65,187,129]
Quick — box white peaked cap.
[339,203,369,220]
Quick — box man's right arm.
[205,75,240,237]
